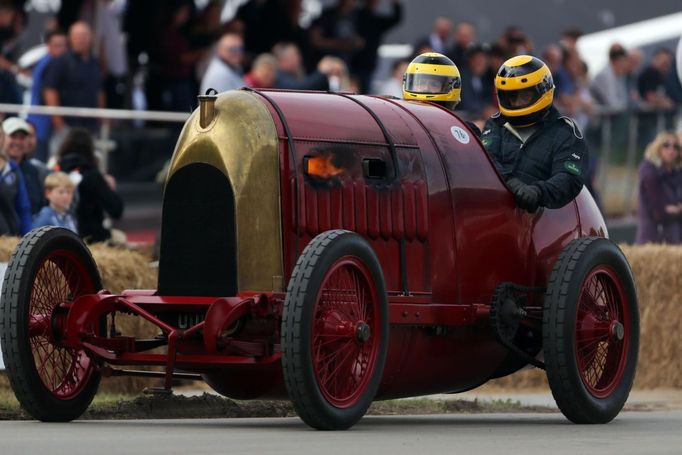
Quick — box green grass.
[368,397,536,415]
[0,390,18,411]
[0,389,136,416]
[0,387,553,420]
[90,393,137,410]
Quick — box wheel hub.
[610,320,624,342]
[355,321,371,343]
[49,305,69,344]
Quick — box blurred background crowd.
[0,0,680,245]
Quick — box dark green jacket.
[480,106,587,209]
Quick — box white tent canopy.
[577,12,682,77]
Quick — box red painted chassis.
[0,89,639,430]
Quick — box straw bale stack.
[1,240,681,394]
[491,244,682,389]
[0,237,156,296]
[0,237,19,260]
[0,237,159,393]
[619,244,682,388]
[0,370,8,389]
[88,244,161,393]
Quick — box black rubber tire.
[0,227,103,421]
[281,230,388,430]
[544,237,639,424]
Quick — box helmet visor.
[497,87,543,110]
[404,73,456,95]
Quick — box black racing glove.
[506,177,524,193]
[506,178,542,213]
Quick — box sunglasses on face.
[662,142,681,151]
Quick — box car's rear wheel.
[544,237,639,423]
[0,227,102,421]
[282,230,388,430]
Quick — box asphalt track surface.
[1,411,681,454]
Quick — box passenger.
[480,55,587,213]
[402,52,480,135]
[402,52,461,112]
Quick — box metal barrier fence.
[587,108,681,218]
[0,102,680,219]
[0,103,189,177]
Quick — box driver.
[480,55,588,212]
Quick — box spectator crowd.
[0,115,124,243]
[0,0,680,244]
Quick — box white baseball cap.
[2,117,30,136]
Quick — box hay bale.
[89,244,157,293]
[89,244,159,393]
[491,244,682,390]
[487,368,547,390]
[0,237,157,293]
[619,244,682,389]
[1,236,159,394]
[2,239,681,395]
[0,236,19,261]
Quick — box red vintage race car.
[0,89,638,430]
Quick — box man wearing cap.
[3,117,46,215]
[0,117,32,235]
[0,126,10,235]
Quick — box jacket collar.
[493,106,561,128]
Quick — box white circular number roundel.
[450,125,470,144]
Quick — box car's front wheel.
[0,227,103,421]
[281,230,388,430]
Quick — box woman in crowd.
[635,131,682,244]
[56,128,124,243]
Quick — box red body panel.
[61,91,605,400]
[253,91,596,396]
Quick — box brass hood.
[166,90,283,293]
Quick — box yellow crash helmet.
[495,55,554,126]
[403,52,461,110]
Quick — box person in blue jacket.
[33,171,78,233]
[27,29,68,162]
[0,144,32,235]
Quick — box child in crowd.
[32,172,78,233]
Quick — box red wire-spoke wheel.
[282,230,388,430]
[544,237,639,424]
[312,257,380,408]
[0,227,103,421]
[575,266,631,398]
